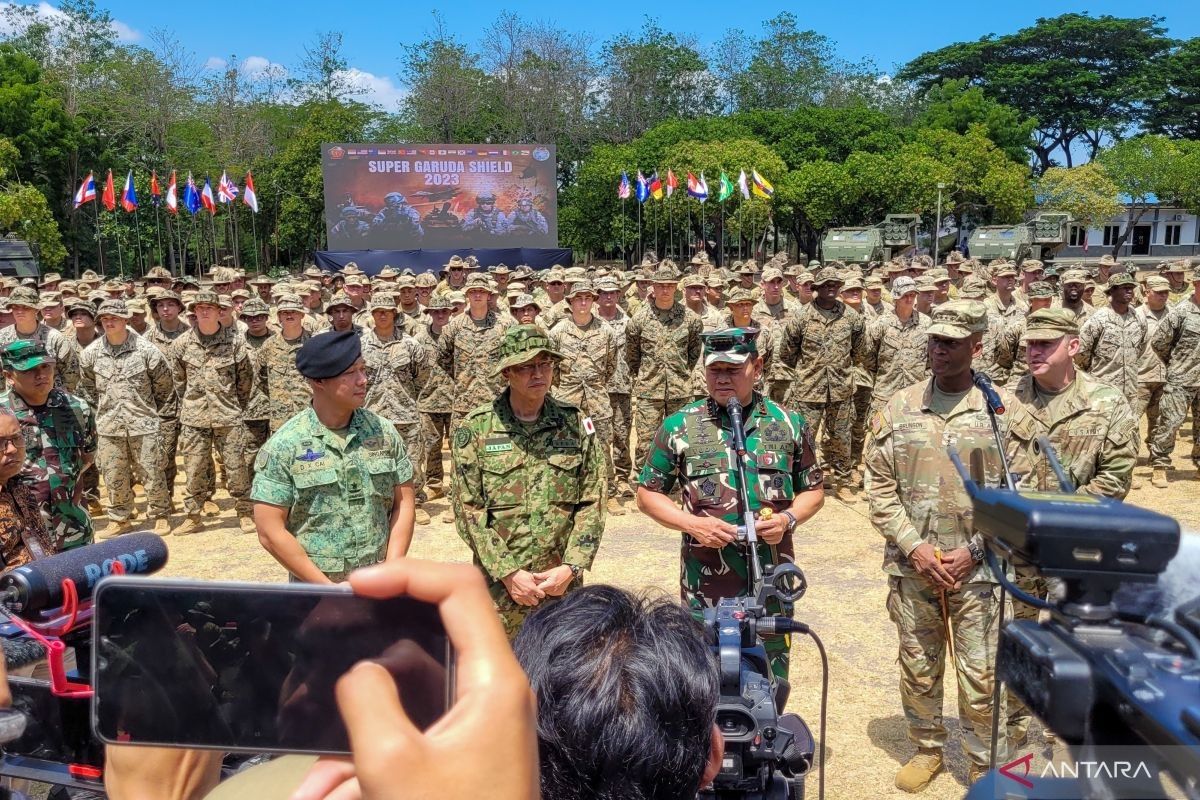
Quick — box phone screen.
[91,578,452,754]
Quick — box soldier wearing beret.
[451,325,606,636]
[637,328,824,679]
[865,300,1018,790]
[252,330,416,583]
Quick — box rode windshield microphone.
[0,533,168,615]
[971,370,1005,415]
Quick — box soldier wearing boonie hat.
[1146,267,1200,488]
[449,324,604,637]
[0,284,79,394]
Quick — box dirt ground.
[146,423,1200,800]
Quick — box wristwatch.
[967,540,985,564]
[781,511,798,534]
[566,563,583,580]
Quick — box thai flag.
[242,171,258,213]
[73,172,96,209]
[217,171,239,203]
[166,170,178,214]
[201,176,217,214]
[120,170,138,212]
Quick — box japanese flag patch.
[582,416,595,435]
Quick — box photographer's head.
[703,328,762,408]
[513,585,723,800]
[1024,308,1079,391]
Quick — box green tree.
[915,79,1036,164]
[0,138,67,267]
[1035,163,1122,236]
[899,13,1173,172]
[1097,135,1199,255]
[1145,38,1200,140]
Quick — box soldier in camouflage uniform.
[1000,281,1056,390]
[637,328,824,679]
[595,278,634,498]
[1135,277,1172,488]
[361,293,430,525]
[864,301,1017,789]
[169,291,256,535]
[414,297,455,512]
[260,295,312,432]
[752,267,799,403]
[626,266,703,470]
[0,287,79,393]
[1004,308,1136,747]
[780,267,865,501]
[240,298,275,477]
[983,264,1022,322]
[1148,268,1200,487]
[549,282,621,515]
[1057,270,1094,325]
[252,330,415,583]
[1075,274,1146,413]
[144,291,190,501]
[451,325,606,637]
[436,274,513,433]
[857,277,930,419]
[77,300,176,538]
[0,341,96,551]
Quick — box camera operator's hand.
[939,547,976,588]
[290,560,539,800]
[908,543,955,590]
[502,569,546,606]
[754,513,788,545]
[684,515,738,548]
[532,564,573,597]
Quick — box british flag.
[217,171,239,204]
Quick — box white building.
[1059,203,1200,259]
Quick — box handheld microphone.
[726,397,747,455]
[972,371,1005,415]
[0,533,168,615]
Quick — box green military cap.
[492,324,563,377]
[1,340,54,371]
[1024,308,1079,341]
[324,291,356,312]
[95,298,132,319]
[678,274,703,290]
[7,287,39,309]
[1027,281,1055,299]
[1144,276,1171,291]
[1105,273,1136,293]
[726,287,756,305]
[926,300,988,339]
[1060,269,1089,286]
[368,293,398,311]
[464,273,498,294]
[240,298,270,317]
[565,281,596,298]
[275,294,305,312]
[66,299,96,318]
[149,291,182,309]
[702,327,759,367]
[812,266,844,286]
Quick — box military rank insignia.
[453,427,471,448]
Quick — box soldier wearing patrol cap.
[1058,269,1093,324]
[436,273,513,434]
[1148,268,1200,488]
[636,327,824,679]
[984,263,1021,321]
[451,324,606,637]
[1134,276,1173,487]
[1000,281,1056,389]
[865,300,1018,790]
[259,295,312,433]
[251,330,416,583]
[594,277,634,499]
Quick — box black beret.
[296,330,362,379]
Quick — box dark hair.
[513,585,719,800]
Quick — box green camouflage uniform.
[0,387,96,550]
[251,407,413,582]
[77,331,176,522]
[414,321,454,495]
[169,324,255,517]
[362,328,429,492]
[549,315,619,493]
[261,331,312,431]
[144,320,190,498]
[625,301,703,469]
[865,375,1019,769]
[1149,294,1200,468]
[0,324,80,393]
[639,393,822,679]
[451,389,605,637]
[1135,302,1170,454]
[1076,306,1147,412]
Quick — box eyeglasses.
[0,434,25,451]
[511,358,555,376]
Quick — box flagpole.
[668,198,674,261]
[231,204,241,269]
[208,211,218,268]
[94,201,105,274]
[636,200,642,264]
[620,196,627,266]
[154,202,164,269]
[132,205,145,275]
[113,211,125,276]
[250,210,260,270]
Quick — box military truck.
[0,235,39,279]
[820,214,921,264]
[967,212,1070,264]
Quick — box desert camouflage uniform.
[77,331,176,522]
[362,329,428,491]
[751,298,799,402]
[536,299,569,332]
[857,310,932,417]
[0,324,79,392]
[599,308,634,495]
[251,407,413,581]
[302,308,331,334]
[1076,307,1147,411]
[865,378,1018,769]
[451,390,605,636]
[0,387,96,550]
[549,316,619,492]
[1149,296,1200,468]
[983,294,1022,323]
[626,302,703,469]
[143,321,190,497]
[689,305,727,398]
[1135,303,1170,455]
[780,300,865,486]
[169,325,254,517]
[261,331,312,432]
[414,322,454,495]
[242,330,274,475]
[436,310,512,430]
[639,394,822,678]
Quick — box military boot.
[834,484,857,503]
[95,519,127,540]
[440,509,455,524]
[424,485,445,502]
[606,497,626,516]
[1152,467,1168,489]
[895,748,943,793]
[152,517,171,536]
[414,506,431,525]
[175,516,204,537]
[1130,475,1143,490]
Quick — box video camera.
[952,373,1200,798]
[698,397,826,800]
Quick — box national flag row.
[73,169,259,215]
[617,168,774,203]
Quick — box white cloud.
[0,2,140,42]
[241,55,286,78]
[338,67,406,110]
[204,56,227,70]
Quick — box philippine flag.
[73,172,96,209]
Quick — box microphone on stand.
[972,371,1005,415]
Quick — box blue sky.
[19,0,1200,109]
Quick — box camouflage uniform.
[0,322,80,392]
[169,321,255,518]
[1135,299,1170,455]
[857,308,932,417]
[751,293,799,403]
[251,407,413,582]
[242,328,274,476]
[1076,305,1147,412]
[435,309,512,430]
[639,393,822,678]
[261,331,312,431]
[625,295,703,470]
[414,317,454,496]
[0,384,96,551]
[598,305,633,495]
[362,327,428,492]
[549,311,618,494]
[779,287,865,487]
[143,318,190,497]
[865,374,1018,770]
[77,330,176,522]
[1149,292,1200,469]
[451,386,605,637]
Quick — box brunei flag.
[751,169,774,199]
